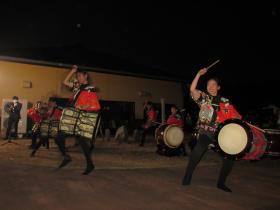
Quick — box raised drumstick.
[206,59,220,70]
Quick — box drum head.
[164,125,184,148]
[218,123,248,155]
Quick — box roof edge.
[0,55,184,83]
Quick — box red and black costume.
[139,107,158,146]
[30,105,63,156]
[167,112,184,128]
[182,93,241,192]
[27,106,47,148]
[56,83,101,175]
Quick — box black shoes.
[30,150,36,157]
[28,145,35,150]
[58,155,72,168]
[217,184,232,193]
[82,163,95,175]
[182,175,192,186]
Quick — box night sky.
[0,1,279,113]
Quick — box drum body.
[40,120,59,138]
[155,124,184,148]
[59,107,100,140]
[215,119,268,160]
[264,129,280,157]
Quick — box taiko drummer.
[182,67,241,192]
[56,66,101,175]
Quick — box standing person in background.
[4,96,22,140]
[139,102,158,146]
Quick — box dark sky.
[0,1,280,111]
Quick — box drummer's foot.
[58,155,72,169]
[182,175,192,186]
[30,150,36,157]
[90,144,95,151]
[217,184,232,193]
[82,163,95,175]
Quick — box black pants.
[32,137,49,152]
[157,143,187,156]
[31,130,39,148]
[140,126,156,146]
[183,133,234,185]
[6,117,19,138]
[55,133,93,166]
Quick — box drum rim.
[215,119,253,160]
[155,124,169,145]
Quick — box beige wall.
[0,60,183,119]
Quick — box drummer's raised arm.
[190,68,207,101]
[63,65,78,88]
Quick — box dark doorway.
[100,100,135,131]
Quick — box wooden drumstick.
[152,121,163,125]
[206,59,220,70]
[246,122,265,133]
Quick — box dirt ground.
[0,137,280,210]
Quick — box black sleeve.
[14,103,22,113]
[191,92,206,107]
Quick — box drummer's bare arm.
[190,68,207,101]
[63,65,78,88]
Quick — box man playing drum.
[182,67,241,192]
[156,105,187,156]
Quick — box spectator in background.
[4,96,22,140]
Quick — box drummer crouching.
[156,105,187,156]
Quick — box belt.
[199,124,216,133]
